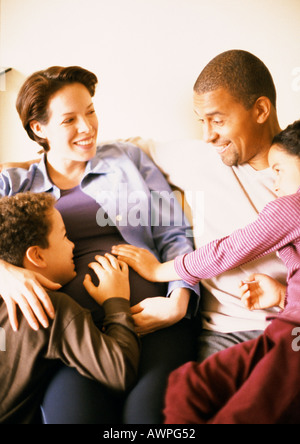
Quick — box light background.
[0,0,299,161]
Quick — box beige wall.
[0,0,300,162]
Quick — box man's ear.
[254,96,272,124]
[30,120,46,139]
[25,246,47,269]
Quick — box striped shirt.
[175,188,300,321]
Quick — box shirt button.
[116,214,123,222]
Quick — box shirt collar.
[33,149,114,193]
[85,147,115,175]
[31,154,57,194]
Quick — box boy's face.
[42,209,76,286]
[268,145,300,197]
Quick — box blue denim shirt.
[0,142,200,314]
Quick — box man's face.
[194,88,265,167]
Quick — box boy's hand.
[111,245,161,282]
[239,273,287,311]
[83,253,130,305]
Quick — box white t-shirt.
[150,139,287,333]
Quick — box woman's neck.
[46,154,87,190]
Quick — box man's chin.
[220,151,240,167]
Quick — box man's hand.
[83,253,130,305]
[0,259,59,331]
[130,288,190,335]
[239,273,287,311]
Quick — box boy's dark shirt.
[0,291,140,424]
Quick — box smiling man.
[193,50,281,170]
[190,50,287,362]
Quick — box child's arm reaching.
[239,274,287,311]
[113,193,300,287]
[111,245,180,282]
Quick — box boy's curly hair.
[0,192,56,267]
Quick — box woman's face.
[33,82,99,163]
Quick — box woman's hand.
[111,245,180,283]
[0,259,59,331]
[239,273,287,311]
[130,288,190,335]
[83,253,130,305]
[111,245,162,282]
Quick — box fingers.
[131,302,144,315]
[32,281,55,321]
[2,297,18,332]
[12,291,41,331]
[103,253,121,270]
[111,245,141,261]
[87,254,128,280]
[83,274,97,297]
[98,253,123,270]
[119,260,129,275]
[112,244,140,255]
[36,273,62,292]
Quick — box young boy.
[112,120,300,424]
[0,192,140,424]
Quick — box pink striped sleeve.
[174,193,300,286]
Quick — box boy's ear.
[254,96,272,124]
[25,246,47,269]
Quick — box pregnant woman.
[0,66,199,423]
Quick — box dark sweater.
[0,291,140,424]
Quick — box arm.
[124,144,200,324]
[175,194,300,286]
[0,159,40,173]
[113,194,300,288]
[50,254,140,391]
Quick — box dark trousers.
[41,319,196,424]
[164,318,300,424]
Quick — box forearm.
[56,298,140,392]
[155,260,179,282]
[174,197,300,287]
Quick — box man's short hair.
[194,50,277,110]
[0,193,56,267]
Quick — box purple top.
[55,186,166,326]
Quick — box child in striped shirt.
[112,120,300,423]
